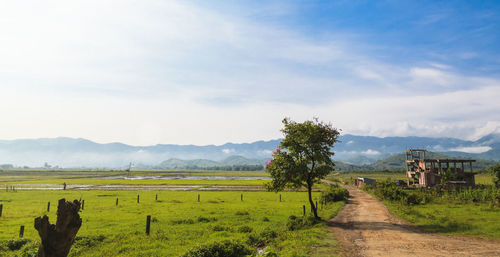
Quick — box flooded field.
[98,175,271,180]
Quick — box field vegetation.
[0,179,345,257]
[359,170,500,238]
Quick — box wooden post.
[47,202,50,212]
[19,225,24,238]
[198,194,200,202]
[81,200,85,210]
[279,194,281,202]
[155,194,158,201]
[0,204,3,217]
[146,215,151,235]
[302,205,305,216]
[116,198,118,206]
[240,194,243,201]
[137,195,140,203]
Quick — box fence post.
[19,225,24,238]
[303,205,305,216]
[146,215,151,235]
[279,194,281,202]
[155,194,158,201]
[0,204,3,217]
[116,198,119,206]
[137,195,140,203]
[241,194,243,201]
[81,200,85,210]
[47,202,50,212]
[198,194,200,202]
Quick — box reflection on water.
[97,175,271,180]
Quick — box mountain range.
[0,134,499,168]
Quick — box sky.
[0,0,499,146]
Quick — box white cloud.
[448,146,492,154]
[361,149,381,155]
[0,1,498,146]
[221,149,235,154]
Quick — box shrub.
[235,211,249,215]
[7,239,31,251]
[212,225,227,232]
[238,226,253,233]
[197,216,217,223]
[321,185,349,203]
[181,240,252,257]
[246,229,277,247]
[171,218,195,225]
[488,164,500,188]
[286,215,321,231]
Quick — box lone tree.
[265,118,340,218]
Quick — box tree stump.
[34,199,82,257]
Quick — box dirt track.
[328,185,500,257]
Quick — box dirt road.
[329,185,500,257]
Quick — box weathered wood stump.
[34,199,82,257]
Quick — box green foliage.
[247,228,278,247]
[181,240,252,257]
[266,118,340,218]
[197,216,217,223]
[441,167,455,185]
[6,239,31,251]
[237,226,253,233]
[320,184,349,203]
[488,163,500,187]
[286,215,322,231]
[371,180,426,205]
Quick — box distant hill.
[0,133,499,168]
[155,155,265,170]
[335,152,497,172]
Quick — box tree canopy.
[265,118,340,218]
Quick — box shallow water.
[97,175,271,180]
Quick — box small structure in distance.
[354,177,377,187]
[405,149,476,187]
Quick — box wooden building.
[405,149,476,187]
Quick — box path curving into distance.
[327,184,500,257]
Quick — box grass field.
[0,187,343,256]
[384,199,500,238]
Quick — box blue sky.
[0,0,499,145]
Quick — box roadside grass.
[329,171,495,186]
[385,200,500,238]
[354,172,500,239]
[0,189,344,256]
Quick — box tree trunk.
[34,199,82,257]
[307,183,318,218]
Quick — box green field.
[384,199,500,238]
[0,187,343,256]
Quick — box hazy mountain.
[336,152,497,172]
[0,133,499,168]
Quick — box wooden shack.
[405,149,476,187]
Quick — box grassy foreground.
[0,189,343,256]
